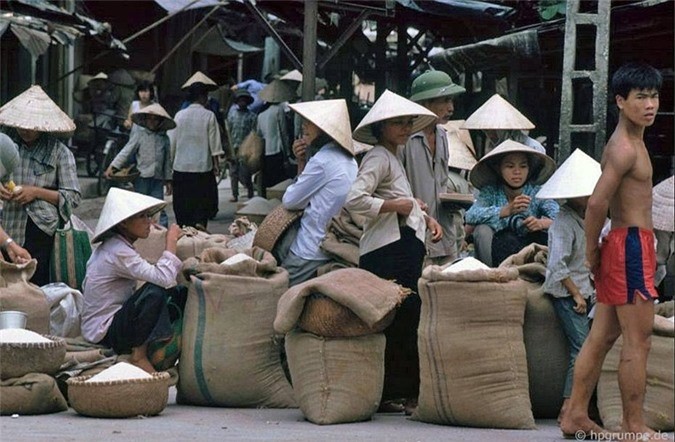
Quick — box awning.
[191,24,262,56]
[0,0,126,58]
[429,29,540,77]
[155,0,233,13]
[396,0,515,21]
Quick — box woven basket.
[252,205,303,252]
[298,294,396,338]
[67,372,170,418]
[0,336,66,380]
[108,165,140,183]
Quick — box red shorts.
[595,227,658,306]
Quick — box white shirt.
[283,143,357,260]
[81,234,182,343]
[169,103,223,173]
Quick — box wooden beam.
[302,0,318,102]
[317,10,370,71]
[246,0,302,71]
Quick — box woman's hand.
[505,194,531,216]
[104,166,114,179]
[415,198,428,213]
[426,216,443,243]
[572,294,587,315]
[292,137,308,162]
[7,242,31,264]
[0,183,13,201]
[522,216,544,231]
[12,186,40,205]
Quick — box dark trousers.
[230,158,254,198]
[360,226,426,400]
[24,216,54,287]
[100,283,186,355]
[172,171,217,228]
[262,152,286,190]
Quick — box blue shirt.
[283,142,357,260]
[465,182,559,232]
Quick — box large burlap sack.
[499,243,569,419]
[238,131,263,173]
[285,330,385,425]
[414,264,536,429]
[0,373,67,415]
[177,247,295,408]
[135,226,232,264]
[274,268,407,337]
[0,260,49,334]
[597,333,674,431]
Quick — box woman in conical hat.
[104,103,176,228]
[0,133,31,263]
[0,85,80,286]
[82,188,183,373]
[465,139,558,267]
[277,99,358,286]
[537,148,601,422]
[344,89,442,405]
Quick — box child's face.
[119,211,152,241]
[499,152,529,188]
[145,115,161,131]
[138,89,152,104]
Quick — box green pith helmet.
[409,70,466,103]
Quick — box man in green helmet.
[398,70,466,265]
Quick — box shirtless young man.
[560,62,662,440]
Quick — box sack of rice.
[178,247,295,408]
[285,330,385,424]
[0,260,50,333]
[0,331,66,380]
[413,263,535,429]
[499,244,569,419]
[135,226,232,264]
[597,311,675,432]
[654,301,674,337]
[274,268,408,338]
[0,373,67,415]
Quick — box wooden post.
[375,19,388,99]
[302,0,318,102]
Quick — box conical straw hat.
[280,69,303,82]
[442,119,475,154]
[131,103,176,131]
[0,85,75,134]
[352,89,437,144]
[652,175,674,232]
[289,99,354,155]
[446,130,477,170]
[469,139,556,190]
[462,94,535,130]
[259,79,296,104]
[181,71,218,90]
[92,188,166,243]
[353,139,373,155]
[536,149,601,199]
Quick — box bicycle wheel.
[86,149,103,177]
[97,139,118,196]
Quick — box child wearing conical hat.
[81,188,183,373]
[537,148,602,422]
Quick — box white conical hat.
[181,71,218,90]
[353,139,373,155]
[131,103,176,131]
[536,149,601,199]
[92,188,166,243]
[259,79,296,104]
[462,94,535,130]
[652,175,674,232]
[289,99,353,155]
[446,130,477,170]
[352,89,437,144]
[0,85,75,134]
[280,69,302,82]
[469,139,556,190]
[442,119,475,154]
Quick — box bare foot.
[620,425,668,441]
[129,356,156,373]
[560,413,617,440]
[558,398,570,424]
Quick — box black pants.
[173,171,217,228]
[24,216,54,287]
[360,226,426,400]
[100,283,186,355]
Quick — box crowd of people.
[0,62,671,437]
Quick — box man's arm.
[585,143,635,270]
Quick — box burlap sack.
[499,243,569,419]
[285,330,385,425]
[597,333,674,431]
[274,268,407,337]
[135,226,232,264]
[413,264,536,429]
[238,131,263,173]
[654,301,674,337]
[178,247,295,408]
[0,259,49,333]
[0,373,67,415]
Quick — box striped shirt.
[2,131,80,245]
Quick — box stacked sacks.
[0,260,50,333]
[318,208,365,271]
[134,225,232,264]
[178,247,295,408]
[499,243,570,419]
[274,268,407,424]
[597,301,674,431]
[414,261,536,429]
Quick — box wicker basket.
[0,336,66,380]
[67,372,171,418]
[252,205,303,252]
[298,294,397,338]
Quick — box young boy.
[538,149,602,423]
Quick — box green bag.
[148,299,183,371]
[49,211,92,291]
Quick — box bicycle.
[97,127,130,196]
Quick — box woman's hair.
[370,121,384,141]
[611,62,662,99]
[187,84,207,103]
[309,132,333,152]
[135,81,155,101]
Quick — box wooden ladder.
[557,0,611,162]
